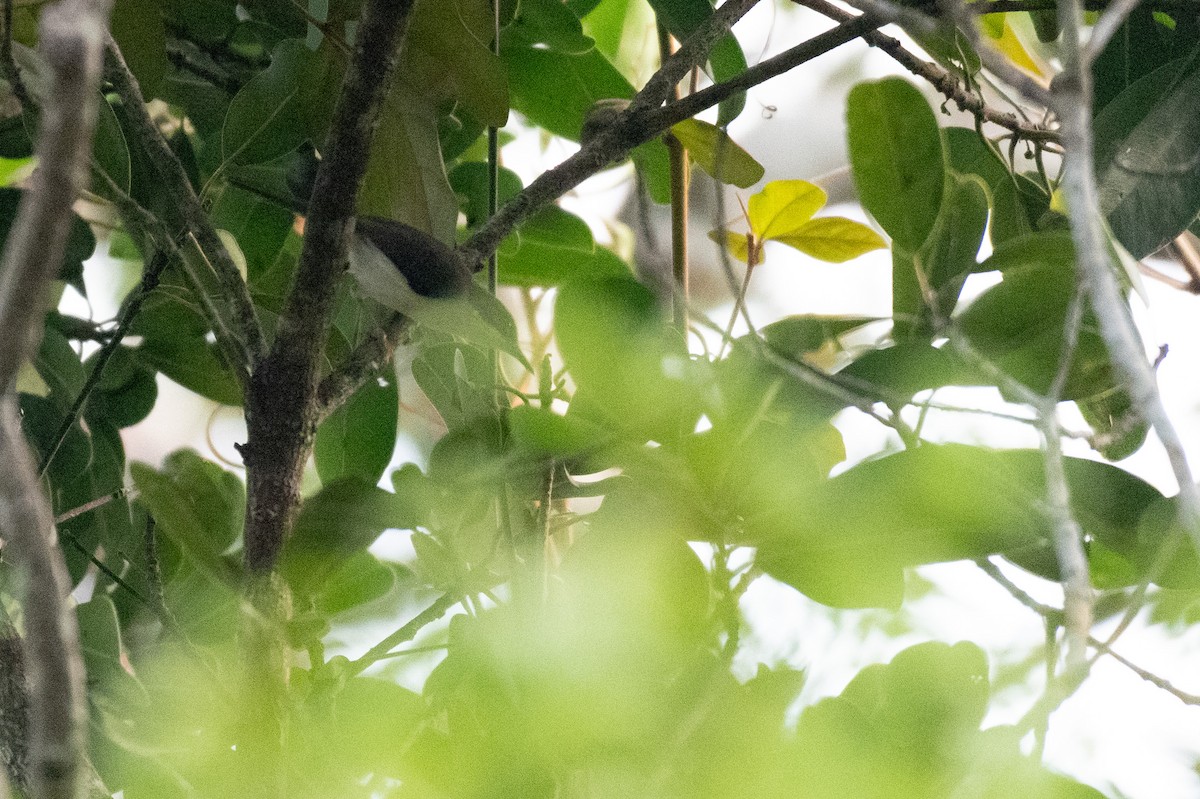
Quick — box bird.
[350,215,473,302]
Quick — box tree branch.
[460,11,866,266]
[790,0,1057,141]
[314,313,410,424]
[0,4,110,799]
[348,592,460,677]
[631,0,761,115]
[103,36,264,378]
[243,0,416,573]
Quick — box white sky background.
[76,2,1200,797]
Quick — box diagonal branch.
[631,0,761,115]
[0,3,111,799]
[103,36,265,378]
[790,0,1057,141]
[314,312,410,424]
[460,11,866,267]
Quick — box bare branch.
[0,4,110,798]
[348,592,460,677]
[979,561,1200,706]
[632,0,761,115]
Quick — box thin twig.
[978,561,1200,705]
[791,0,1057,141]
[314,312,411,423]
[52,486,137,525]
[37,249,168,477]
[348,592,460,676]
[630,0,761,116]
[938,0,1055,107]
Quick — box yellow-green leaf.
[707,229,752,263]
[670,118,764,188]
[772,217,887,263]
[748,179,827,240]
[991,18,1045,77]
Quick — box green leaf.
[130,450,245,563]
[975,229,1075,273]
[556,274,701,442]
[847,77,945,251]
[580,0,657,86]
[222,38,340,165]
[773,217,887,263]
[449,162,523,228]
[508,404,613,458]
[748,179,827,239]
[357,81,458,242]
[757,444,1164,609]
[959,235,1119,401]
[1091,7,1186,113]
[632,138,673,204]
[1077,388,1149,461]
[503,0,595,53]
[793,641,989,799]
[708,229,751,262]
[209,182,296,279]
[314,375,398,487]
[411,337,497,430]
[87,345,158,429]
[669,119,762,187]
[989,173,1050,246]
[890,171,988,337]
[502,41,634,140]
[1095,53,1200,257]
[93,94,133,197]
[314,551,400,615]
[129,274,244,406]
[498,205,631,286]
[648,0,748,124]
[406,0,509,127]
[76,595,125,677]
[944,126,1009,188]
[283,479,409,595]
[760,315,881,357]
[841,341,985,399]
[111,0,169,98]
